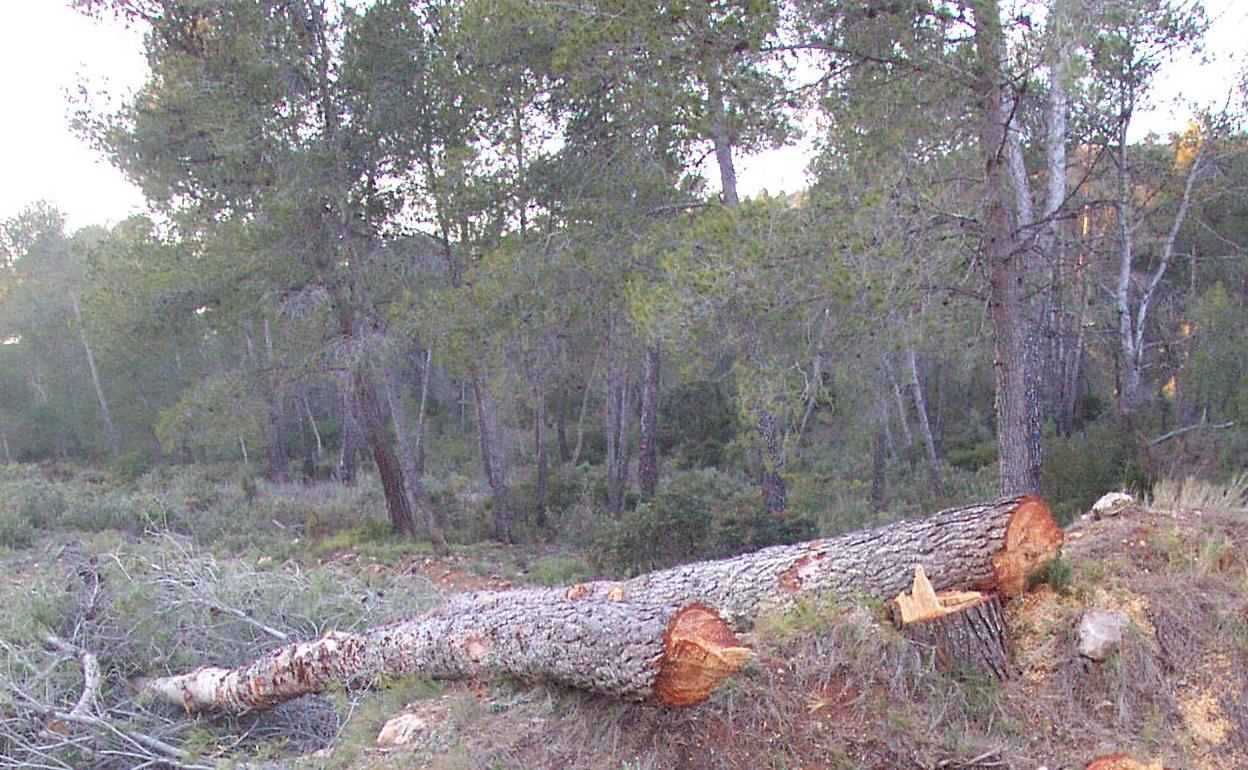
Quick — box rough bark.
[532,384,549,525]
[559,495,1060,624]
[637,344,661,497]
[754,407,789,518]
[69,291,120,460]
[893,566,1012,680]
[907,347,945,498]
[354,366,420,538]
[474,379,514,543]
[382,360,448,552]
[974,0,1043,495]
[141,496,1058,716]
[141,597,750,714]
[337,380,359,486]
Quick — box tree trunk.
[69,292,120,460]
[605,330,625,514]
[754,407,789,518]
[415,348,432,476]
[533,385,549,526]
[338,380,360,487]
[637,344,661,497]
[296,395,316,481]
[140,596,750,714]
[555,383,571,464]
[382,361,448,552]
[302,391,323,460]
[907,347,945,498]
[474,379,514,543]
[261,316,287,481]
[974,0,1043,495]
[140,496,1059,715]
[870,413,887,512]
[886,359,917,469]
[354,366,420,538]
[1,431,12,464]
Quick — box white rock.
[1078,608,1131,661]
[376,713,429,747]
[1091,492,1135,519]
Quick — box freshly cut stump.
[894,566,1013,680]
[1084,756,1165,770]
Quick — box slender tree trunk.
[338,379,359,487]
[415,348,432,477]
[261,316,287,481]
[474,379,514,543]
[303,391,323,459]
[975,0,1042,495]
[532,383,549,526]
[571,350,599,466]
[707,75,739,207]
[605,336,624,514]
[886,359,917,469]
[1,431,12,464]
[870,407,888,513]
[555,383,571,464]
[297,396,316,481]
[638,344,661,497]
[69,292,120,460]
[907,347,945,498]
[383,361,448,552]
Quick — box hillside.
[1,468,1245,769]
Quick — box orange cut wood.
[991,495,1064,597]
[654,604,752,707]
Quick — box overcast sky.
[0,1,1243,231]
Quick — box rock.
[1091,492,1135,519]
[376,712,429,747]
[1078,608,1131,661]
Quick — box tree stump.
[893,566,1014,680]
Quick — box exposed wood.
[560,495,1061,621]
[140,596,749,714]
[893,567,1013,680]
[1085,756,1165,770]
[1150,419,1234,446]
[69,290,120,460]
[141,496,1057,715]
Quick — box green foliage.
[660,380,741,468]
[1042,418,1153,523]
[594,468,814,574]
[1182,283,1248,420]
[526,554,596,586]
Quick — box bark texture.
[142,597,749,714]
[894,566,1012,680]
[141,496,1058,715]
[558,495,1060,624]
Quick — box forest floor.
[1,469,1246,769]
[288,492,1248,770]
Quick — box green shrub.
[594,468,814,575]
[0,506,35,548]
[526,554,596,586]
[110,450,154,483]
[1042,418,1153,523]
[660,381,741,468]
[947,441,997,472]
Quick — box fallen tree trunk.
[141,495,1060,714]
[141,596,750,714]
[557,494,1061,623]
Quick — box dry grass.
[1149,474,1248,515]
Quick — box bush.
[0,477,68,547]
[660,381,741,468]
[595,469,815,575]
[1042,418,1153,523]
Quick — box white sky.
[0,1,1243,231]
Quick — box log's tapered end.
[991,495,1064,597]
[654,604,751,707]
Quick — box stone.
[376,712,429,747]
[1078,608,1131,661]
[1091,492,1135,519]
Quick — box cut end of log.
[990,495,1063,597]
[893,565,991,624]
[1085,755,1166,770]
[654,604,752,707]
